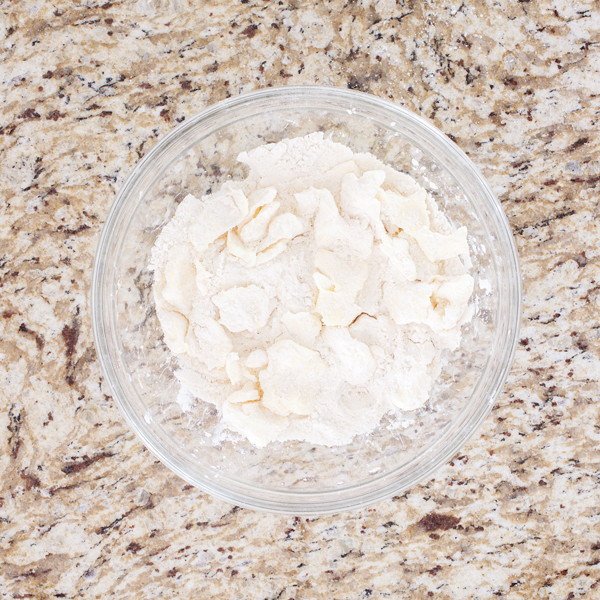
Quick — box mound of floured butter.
[150,133,473,447]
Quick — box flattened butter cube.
[222,400,287,447]
[213,284,273,333]
[239,201,280,244]
[323,327,376,386]
[315,288,361,327]
[409,226,469,262]
[160,243,197,314]
[281,311,322,346]
[260,340,326,416]
[185,311,233,370]
[427,274,475,331]
[314,248,368,296]
[188,183,249,252]
[383,281,435,325]
[340,170,386,224]
[389,361,432,410]
[378,187,430,232]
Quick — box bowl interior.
[94,88,518,513]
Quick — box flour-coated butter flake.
[225,352,242,385]
[383,280,436,326]
[222,400,287,447]
[313,271,335,292]
[389,361,432,410]
[281,311,322,346]
[227,381,260,404]
[244,348,269,369]
[313,187,352,249]
[193,259,213,296]
[323,327,376,386]
[156,308,189,355]
[187,183,249,252]
[340,170,386,225]
[409,226,469,262]
[314,248,368,296]
[160,243,197,314]
[212,284,273,333]
[378,234,418,283]
[244,348,268,369]
[258,212,306,251]
[378,187,430,232]
[247,186,277,214]
[260,339,326,417]
[427,274,475,331]
[185,310,233,370]
[293,187,321,220]
[226,229,257,266]
[239,201,280,244]
[175,367,235,406]
[313,187,375,259]
[255,239,289,265]
[322,160,361,195]
[315,288,361,327]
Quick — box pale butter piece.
[185,310,233,370]
[313,188,352,249]
[213,285,273,333]
[294,187,322,220]
[247,186,277,215]
[240,366,258,382]
[323,327,376,386]
[409,226,469,262]
[225,352,242,385]
[314,248,368,296]
[157,308,189,355]
[260,339,326,417]
[349,313,390,346]
[255,239,289,265]
[313,249,367,327]
[315,288,361,327]
[188,183,249,252]
[323,160,361,195]
[245,349,268,369]
[427,274,475,331]
[227,381,260,404]
[313,187,374,259]
[193,259,213,296]
[378,187,430,232]
[239,201,280,244]
[379,233,417,282]
[383,281,436,326]
[222,400,287,447]
[281,311,322,345]
[313,272,334,291]
[226,229,256,266]
[176,367,234,406]
[389,361,432,410]
[340,170,386,224]
[258,212,306,251]
[160,244,197,314]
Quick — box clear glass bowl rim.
[91,86,522,515]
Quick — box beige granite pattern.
[1,0,600,597]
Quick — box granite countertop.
[1,0,599,598]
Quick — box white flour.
[150,133,474,447]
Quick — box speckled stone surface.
[1,0,599,598]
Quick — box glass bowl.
[91,86,521,515]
